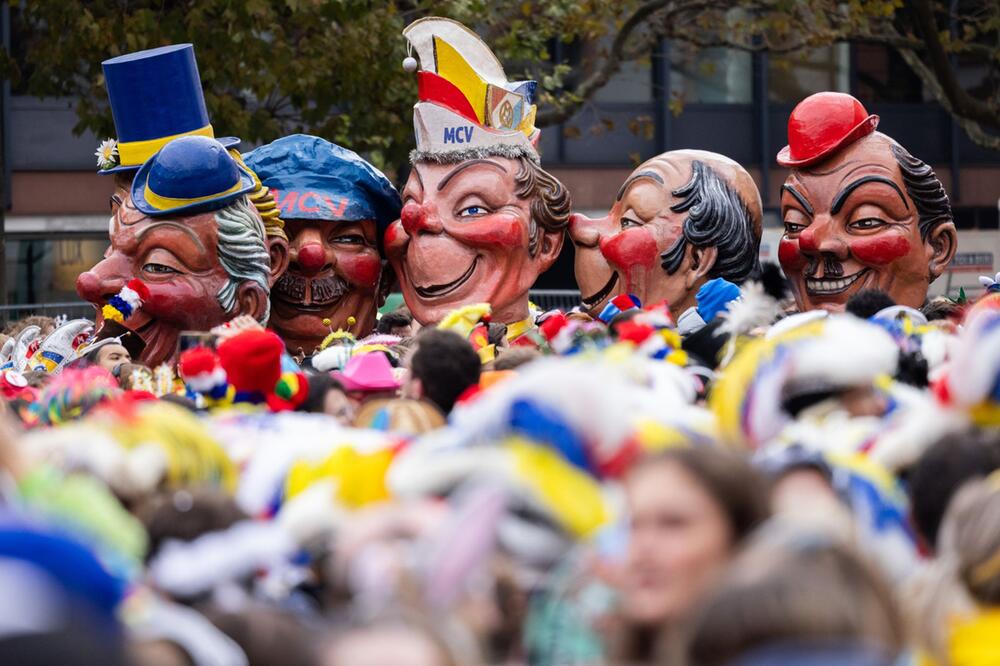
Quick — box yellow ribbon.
[117,124,215,166]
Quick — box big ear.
[684,245,719,289]
[536,227,565,272]
[927,222,958,281]
[267,237,290,287]
[236,281,269,323]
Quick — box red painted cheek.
[144,280,224,329]
[455,213,524,249]
[849,234,911,266]
[383,220,405,248]
[778,238,806,270]
[600,228,658,269]
[337,252,381,287]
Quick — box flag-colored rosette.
[101,279,150,324]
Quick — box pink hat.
[331,352,402,392]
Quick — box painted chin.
[411,256,480,300]
[581,272,619,310]
[135,320,180,367]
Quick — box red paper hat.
[777,92,879,168]
[217,329,284,394]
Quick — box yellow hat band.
[143,178,243,211]
[118,124,215,166]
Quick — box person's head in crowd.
[114,362,152,391]
[845,289,896,319]
[4,315,57,338]
[85,341,132,374]
[203,605,317,666]
[377,309,415,338]
[353,398,446,435]
[133,487,248,563]
[406,329,481,415]
[922,296,962,322]
[687,525,905,666]
[300,373,355,424]
[914,474,1000,664]
[908,428,1000,552]
[320,613,474,666]
[492,347,540,371]
[616,447,769,660]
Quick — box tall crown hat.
[403,17,540,163]
[96,44,239,174]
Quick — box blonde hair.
[912,473,1000,661]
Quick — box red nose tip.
[75,271,104,303]
[296,243,326,274]
[400,202,425,235]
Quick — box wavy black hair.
[660,160,760,282]
[891,143,953,240]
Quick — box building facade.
[3,37,999,308]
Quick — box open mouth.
[805,270,868,296]
[414,257,479,299]
[581,273,619,309]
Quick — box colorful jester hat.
[403,17,540,163]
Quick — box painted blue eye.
[459,205,488,218]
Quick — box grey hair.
[660,160,761,283]
[215,196,272,324]
[410,144,539,165]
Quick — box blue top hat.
[131,135,255,217]
[243,134,401,231]
[98,44,239,174]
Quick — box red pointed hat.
[777,92,879,168]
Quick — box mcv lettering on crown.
[272,190,349,217]
[443,126,474,144]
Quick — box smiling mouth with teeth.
[413,257,480,299]
[805,270,869,295]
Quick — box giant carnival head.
[86,43,289,359]
[77,135,272,367]
[776,92,958,312]
[384,17,571,327]
[244,135,401,355]
[569,150,763,319]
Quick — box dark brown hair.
[513,157,571,257]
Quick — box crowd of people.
[0,278,999,666]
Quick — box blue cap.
[131,135,255,217]
[243,134,401,231]
[100,44,238,174]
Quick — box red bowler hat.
[777,92,879,168]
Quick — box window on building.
[768,44,850,103]
[669,44,753,104]
[5,236,107,305]
[853,44,924,102]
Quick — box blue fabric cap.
[100,44,238,174]
[243,134,401,230]
[696,277,742,323]
[131,135,255,217]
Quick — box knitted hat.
[217,329,284,395]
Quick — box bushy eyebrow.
[616,171,664,202]
[437,159,507,192]
[831,176,909,215]
[780,184,814,216]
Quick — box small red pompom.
[539,312,569,341]
[179,347,219,379]
[127,279,151,301]
[616,321,655,345]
